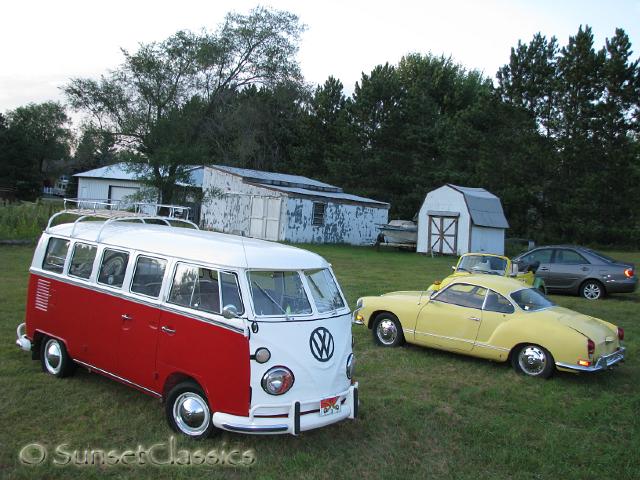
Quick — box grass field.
[1,244,638,479]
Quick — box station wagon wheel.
[166,381,215,439]
[512,344,554,379]
[373,313,404,347]
[40,337,75,378]
[580,280,604,300]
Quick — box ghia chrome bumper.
[212,383,359,435]
[15,323,31,352]
[556,347,626,372]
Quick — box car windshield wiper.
[456,266,470,272]
[252,281,286,315]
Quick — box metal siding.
[283,198,388,245]
[77,178,146,202]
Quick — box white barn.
[74,163,203,206]
[416,184,509,255]
[200,165,389,245]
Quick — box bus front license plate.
[320,396,340,416]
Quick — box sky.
[1,0,639,115]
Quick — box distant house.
[201,165,389,245]
[416,184,509,255]
[74,163,389,245]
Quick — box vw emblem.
[309,327,334,362]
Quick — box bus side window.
[69,243,97,280]
[221,272,244,315]
[131,256,167,298]
[168,263,221,314]
[42,238,70,274]
[97,249,130,288]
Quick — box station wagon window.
[131,256,167,298]
[304,269,345,313]
[69,243,97,279]
[435,283,487,309]
[169,264,225,314]
[483,290,515,314]
[97,249,130,288]
[42,237,69,274]
[248,271,312,316]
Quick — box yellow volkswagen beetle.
[353,275,625,378]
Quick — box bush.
[0,200,64,241]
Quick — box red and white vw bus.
[16,207,358,437]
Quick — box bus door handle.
[161,326,176,335]
[121,314,133,321]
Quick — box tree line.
[1,7,638,247]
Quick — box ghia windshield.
[248,269,345,318]
[457,255,508,275]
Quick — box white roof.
[47,222,329,270]
[74,163,203,188]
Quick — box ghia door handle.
[161,326,176,335]
[468,316,480,322]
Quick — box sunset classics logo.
[18,437,256,467]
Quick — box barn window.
[312,202,326,226]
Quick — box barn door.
[428,215,458,254]
[249,196,281,241]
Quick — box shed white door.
[249,196,281,241]
[109,186,138,209]
[428,215,458,254]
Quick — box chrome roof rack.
[46,199,199,240]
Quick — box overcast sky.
[1,0,639,115]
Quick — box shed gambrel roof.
[448,184,509,229]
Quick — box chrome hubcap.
[518,346,547,376]
[44,339,62,374]
[173,392,210,436]
[583,283,601,300]
[377,319,398,345]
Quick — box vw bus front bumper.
[212,383,358,435]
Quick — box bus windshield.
[248,271,312,317]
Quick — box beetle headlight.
[261,366,294,395]
[346,353,355,379]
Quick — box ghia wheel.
[373,313,404,347]
[580,280,604,300]
[512,344,555,379]
[166,381,215,439]
[40,336,75,378]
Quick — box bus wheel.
[166,381,215,439]
[40,337,75,378]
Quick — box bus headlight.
[261,366,295,395]
[346,353,355,379]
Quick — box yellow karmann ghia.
[428,253,546,294]
[354,275,625,378]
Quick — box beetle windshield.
[510,288,555,311]
[457,255,507,275]
[248,271,312,316]
[304,269,345,313]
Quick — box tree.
[65,6,305,203]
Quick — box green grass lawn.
[1,244,638,479]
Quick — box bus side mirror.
[451,266,456,271]
[222,305,240,319]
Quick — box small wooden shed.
[416,184,509,255]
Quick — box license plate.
[320,396,340,416]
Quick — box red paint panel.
[157,310,250,416]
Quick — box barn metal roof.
[213,165,388,207]
[74,163,203,187]
[448,184,509,229]
[211,165,341,192]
